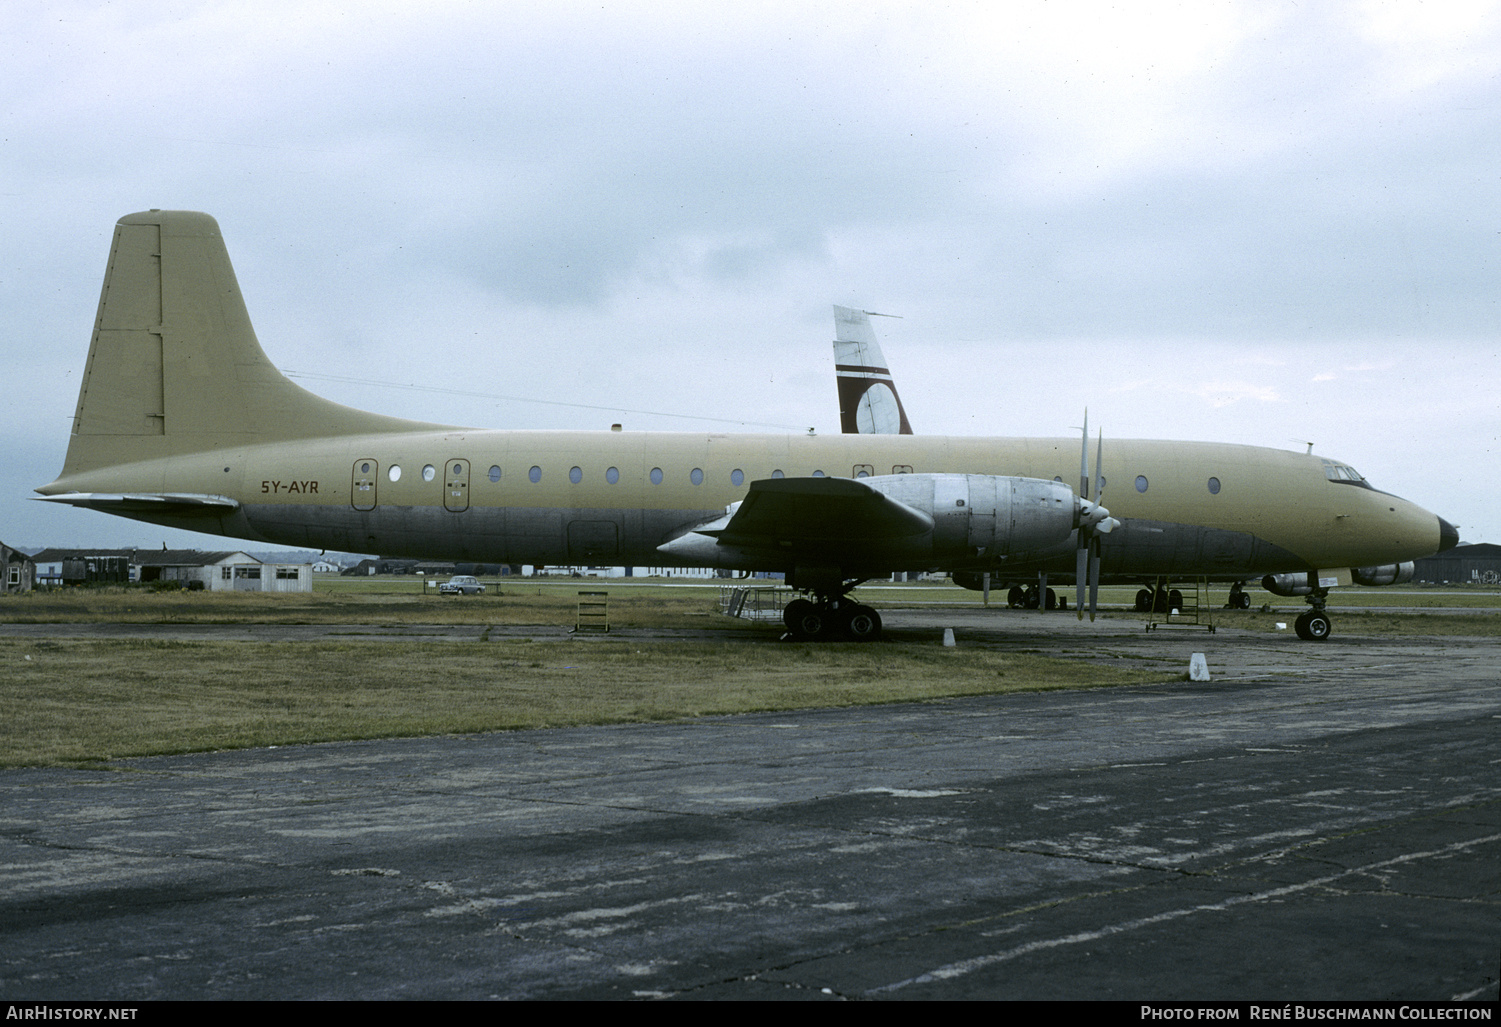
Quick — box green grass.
[2,582,1495,768]
[0,583,750,629]
[0,637,1166,768]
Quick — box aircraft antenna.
[281,370,812,432]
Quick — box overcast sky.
[4,0,1497,554]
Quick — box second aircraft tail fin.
[833,304,913,435]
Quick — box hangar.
[1412,542,1501,584]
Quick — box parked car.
[438,575,485,595]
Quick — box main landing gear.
[783,592,883,642]
[1294,588,1332,641]
[1133,582,1184,613]
[1006,584,1063,610]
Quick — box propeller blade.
[1079,409,1090,500]
[1089,536,1101,621]
[1076,543,1088,620]
[1095,428,1105,503]
[1076,409,1090,619]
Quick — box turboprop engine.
[1351,562,1415,587]
[658,472,1117,574]
[860,473,1116,563]
[1261,571,1319,597]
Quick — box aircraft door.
[445,459,470,512]
[352,459,378,511]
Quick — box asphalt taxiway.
[1,612,1497,1000]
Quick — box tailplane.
[833,304,913,435]
[47,210,448,487]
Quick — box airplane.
[829,304,1444,621]
[37,211,1458,644]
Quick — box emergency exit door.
[445,459,470,511]
[352,459,378,511]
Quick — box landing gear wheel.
[1296,611,1331,641]
[785,599,830,640]
[1135,588,1153,612]
[783,598,814,633]
[1044,587,1058,610]
[840,604,882,642]
[1007,586,1026,609]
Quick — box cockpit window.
[1322,462,1365,483]
[1321,461,1372,488]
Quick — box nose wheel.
[1293,589,1333,641]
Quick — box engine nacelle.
[863,473,1089,563]
[952,569,989,591]
[1261,571,1317,596]
[1351,562,1415,587]
[659,473,1109,576]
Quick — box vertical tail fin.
[48,210,445,487]
[832,305,913,435]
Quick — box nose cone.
[1437,517,1460,552]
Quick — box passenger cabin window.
[422,464,436,482]
[730,469,744,486]
[1208,477,1221,495]
[389,465,402,482]
[892,465,913,475]
[569,466,582,484]
[690,468,704,485]
[771,469,785,479]
[606,466,619,484]
[650,467,663,485]
[529,465,542,483]
[853,464,873,478]
[488,465,501,483]
[1135,475,1148,493]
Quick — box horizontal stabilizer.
[34,492,240,517]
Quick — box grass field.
[2,579,1496,768]
[0,636,1165,768]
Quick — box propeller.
[1076,412,1120,621]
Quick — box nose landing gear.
[1293,588,1333,641]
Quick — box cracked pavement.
[1,616,1497,1000]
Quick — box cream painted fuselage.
[46,427,1447,583]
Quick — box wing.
[657,476,932,564]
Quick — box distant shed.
[27,548,312,592]
[2,541,36,593]
[30,548,134,586]
[133,550,312,592]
